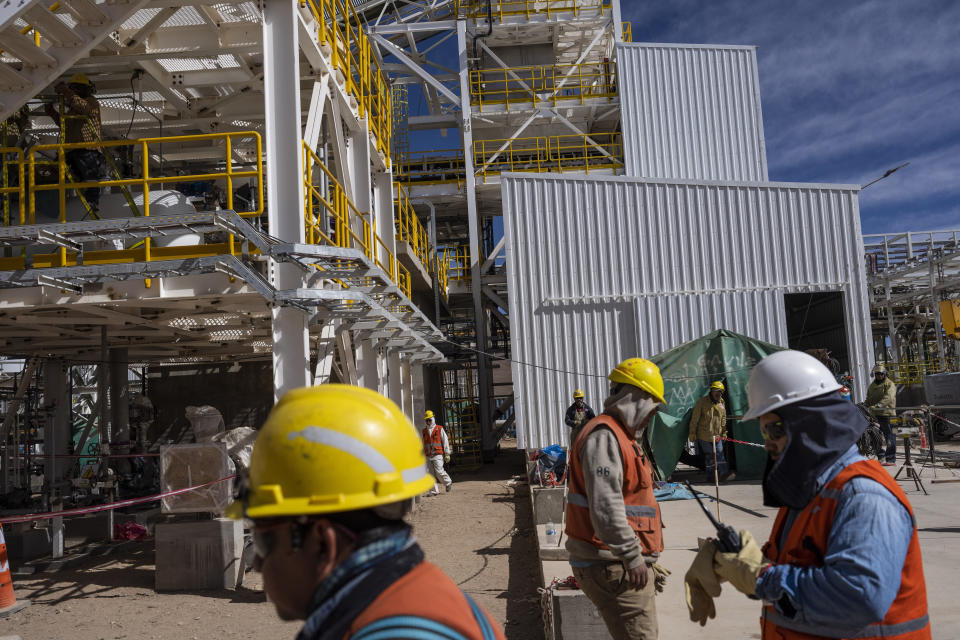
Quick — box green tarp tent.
[646,329,785,480]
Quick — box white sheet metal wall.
[617,43,768,182]
[503,174,870,450]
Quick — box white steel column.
[109,348,129,445]
[264,0,309,401]
[458,20,493,454]
[43,360,68,558]
[356,338,379,390]
[374,171,396,256]
[401,357,414,423]
[388,350,404,409]
[411,363,426,430]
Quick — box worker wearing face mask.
[684,351,929,639]
[422,410,452,495]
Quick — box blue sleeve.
[564,406,575,427]
[755,477,913,628]
[587,406,596,419]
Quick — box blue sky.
[624,0,960,235]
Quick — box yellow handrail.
[303,142,372,257]
[622,21,632,42]
[433,252,449,297]
[394,148,465,187]
[301,0,392,164]
[470,61,617,108]
[879,360,960,385]
[302,141,412,298]
[24,132,263,225]
[0,147,26,226]
[473,132,623,180]
[443,245,471,281]
[394,182,431,272]
[462,0,612,19]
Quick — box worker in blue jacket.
[684,350,928,639]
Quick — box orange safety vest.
[422,425,444,457]
[348,561,506,640]
[760,460,930,640]
[565,415,664,554]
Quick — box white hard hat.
[742,350,842,420]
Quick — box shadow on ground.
[15,542,266,606]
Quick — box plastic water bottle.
[545,519,558,545]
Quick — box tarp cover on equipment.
[646,329,784,480]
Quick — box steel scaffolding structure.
[864,229,960,378]
[374,0,625,455]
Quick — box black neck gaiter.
[762,392,868,509]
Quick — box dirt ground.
[1,441,541,640]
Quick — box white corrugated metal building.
[503,42,871,450]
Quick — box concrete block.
[155,518,244,591]
[540,559,611,640]
[551,588,612,640]
[4,527,50,562]
[530,486,565,525]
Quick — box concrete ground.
[3,442,958,639]
[0,442,540,640]
[642,457,960,639]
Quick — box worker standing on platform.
[866,364,898,466]
[228,385,504,640]
[44,73,104,212]
[565,389,596,444]
[422,410,452,495]
[565,358,667,640]
[684,351,929,638]
[689,381,734,482]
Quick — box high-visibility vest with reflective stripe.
[761,460,930,640]
[422,425,444,457]
[565,415,664,554]
[348,561,505,640]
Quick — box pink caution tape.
[0,475,236,525]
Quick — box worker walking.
[565,358,668,639]
[422,410,452,495]
[44,73,104,212]
[866,364,898,466]
[688,381,734,482]
[227,385,504,640]
[565,389,596,444]
[684,350,929,638]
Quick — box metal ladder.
[441,365,483,470]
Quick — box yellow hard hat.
[424,410,434,420]
[608,358,666,405]
[573,389,584,399]
[69,72,90,86]
[710,381,725,391]
[227,384,434,520]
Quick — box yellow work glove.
[684,539,722,626]
[651,562,671,594]
[443,454,450,464]
[713,530,771,597]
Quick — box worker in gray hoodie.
[564,358,668,640]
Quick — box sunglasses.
[252,520,291,559]
[760,420,787,441]
[251,518,358,560]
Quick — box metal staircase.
[0,0,149,121]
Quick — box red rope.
[0,475,236,524]
[717,436,766,448]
